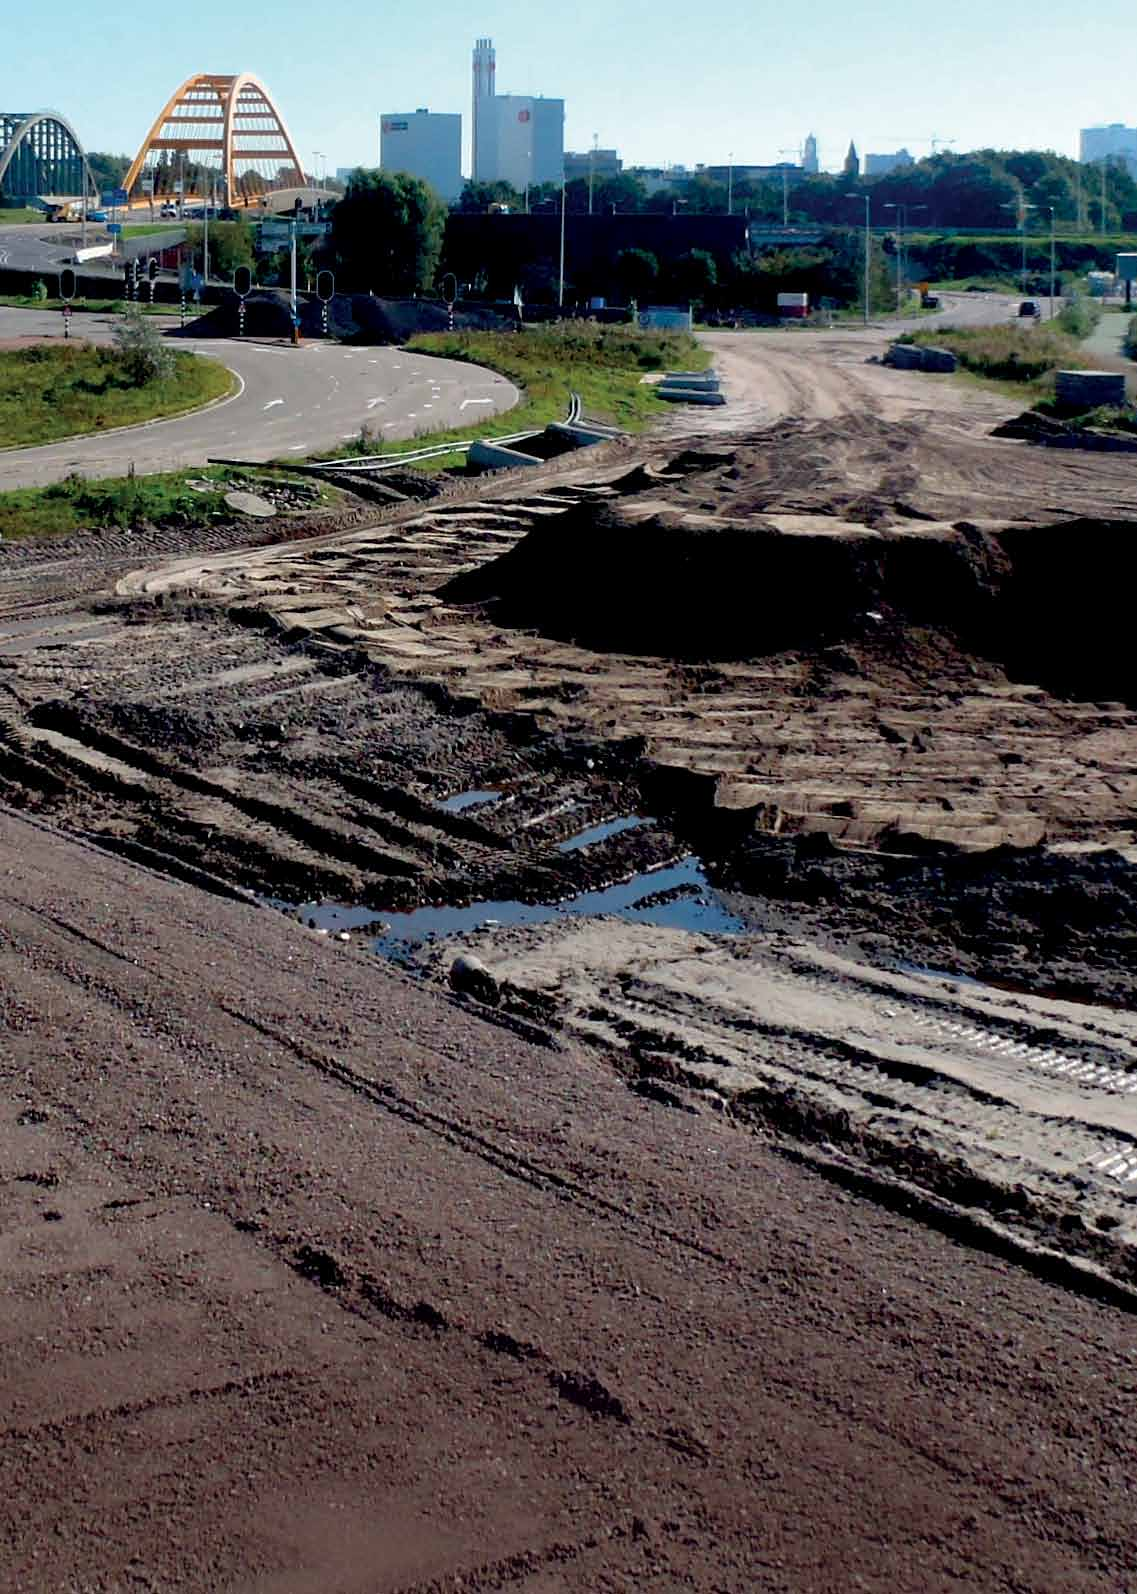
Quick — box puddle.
[435,788,502,814]
[294,855,744,966]
[557,815,654,853]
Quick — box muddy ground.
[4,319,1137,1584]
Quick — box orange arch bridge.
[124,74,304,203]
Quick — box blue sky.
[7,0,1132,177]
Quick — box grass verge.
[0,466,339,542]
[0,342,233,448]
[311,323,708,466]
[899,302,1103,401]
[0,295,168,314]
[0,208,42,224]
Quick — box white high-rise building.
[1081,123,1137,175]
[380,109,462,202]
[471,37,564,191]
[802,134,819,175]
[864,147,914,177]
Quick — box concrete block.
[1055,370,1127,409]
[468,440,543,472]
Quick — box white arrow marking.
[460,398,493,410]
[263,398,284,410]
[366,397,386,409]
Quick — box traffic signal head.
[148,257,159,282]
[59,267,77,301]
[315,269,335,303]
[233,265,253,297]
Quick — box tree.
[87,152,130,192]
[666,248,718,304]
[454,179,523,213]
[614,247,660,303]
[331,169,447,294]
[185,220,253,278]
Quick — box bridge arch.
[124,74,305,204]
[0,110,93,201]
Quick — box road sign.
[101,188,129,207]
[106,223,122,236]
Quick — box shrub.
[29,279,48,301]
[112,306,174,384]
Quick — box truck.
[776,291,809,319]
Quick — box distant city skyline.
[13,0,1136,181]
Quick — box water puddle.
[557,815,654,854]
[295,855,743,967]
[434,789,502,814]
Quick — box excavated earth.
[3,331,1137,1586]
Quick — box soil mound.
[179,292,512,343]
[441,501,1008,660]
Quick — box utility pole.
[202,174,209,286]
[1101,159,1108,237]
[1048,205,1056,319]
[558,171,566,309]
[782,169,788,226]
[588,133,597,216]
[727,152,733,217]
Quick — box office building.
[565,148,622,182]
[1080,123,1137,175]
[802,134,819,175]
[864,147,914,177]
[471,38,564,190]
[380,109,462,202]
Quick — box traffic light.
[59,267,77,301]
[233,265,253,298]
[148,257,159,283]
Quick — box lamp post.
[727,152,733,217]
[882,201,926,312]
[558,170,566,309]
[1002,196,1036,293]
[1048,204,1056,320]
[846,193,871,325]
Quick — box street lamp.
[558,169,566,308]
[727,152,733,217]
[846,193,871,325]
[882,201,926,312]
[1048,204,1056,320]
[1001,196,1036,293]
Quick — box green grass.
[121,223,185,238]
[0,466,339,542]
[0,343,233,449]
[309,323,709,468]
[0,208,42,224]
[0,295,169,314]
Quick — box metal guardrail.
[277,391,590,475]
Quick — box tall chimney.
[472,37,496,181]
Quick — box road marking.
[288,443,305,451]
[460,398,493,410]
[263,398,284,410]
[366,397,386,409]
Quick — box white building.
[380,109,462,202]
[1080,124,1137,176]
[864,148,914,177]
[471,38,564,190]
[802,134,819,175]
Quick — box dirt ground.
[3,311,1137,1587]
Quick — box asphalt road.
[0,306,519,487]
[0,221,86,274]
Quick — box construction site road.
[0,306,519,489]
[2,807,1135,1593]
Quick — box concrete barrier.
[656,388,727,405]
[660,372,721,392]
[1055,369,1127,409]
[468,440,543,472]
[885,342,958,373]
[545,422,622,448]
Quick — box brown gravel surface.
[2,807,1136,1593]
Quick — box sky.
[5,0,1133,179]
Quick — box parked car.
[1018,300,1040,319]
[88,210,107,223]
[160,204,178,218]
